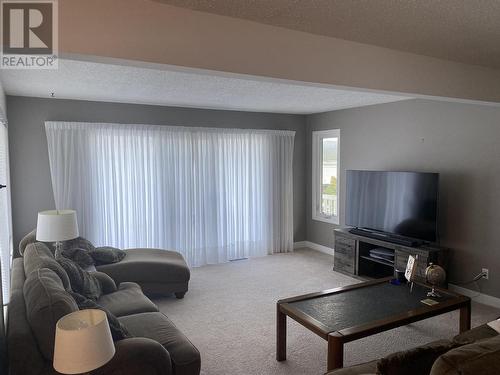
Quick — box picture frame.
[405,254,418,282]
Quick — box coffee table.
[276,277,471,371]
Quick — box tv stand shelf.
[333,228,448,282]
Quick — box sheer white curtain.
[45,122,295,266]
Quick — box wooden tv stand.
[333,228,448,282]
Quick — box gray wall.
[10,95,500,297]
[7,96,307,248]
[307,98,500,297]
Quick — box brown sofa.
[7,242,201,375]
[327,323,500,375]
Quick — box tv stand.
[348,228,423,247]
[334,228,448,282]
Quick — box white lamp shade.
[36,210,79,242]
[53,309,115,374]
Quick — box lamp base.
[54,241,63,259]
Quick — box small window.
[312,129,340,224]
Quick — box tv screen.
[345,170,439,242]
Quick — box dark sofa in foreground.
[7,242,200,375]
[327,323,500,375]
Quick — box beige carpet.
[155,248,500,375]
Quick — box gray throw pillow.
[60,237,96,252]
[57,257,103,300]
[90,246,126,265]
[60,247,95,268]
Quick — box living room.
[1,1,500,375]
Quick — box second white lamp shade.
[36,210,79,242]
[53,309,115,374]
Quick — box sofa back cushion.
[7,259,46,375]
[23,268,78,360]
[377,339,456,375]
[18,228,36,257]
[431,335,500,375]
[24,242,71,290]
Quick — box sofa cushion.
[119,312,201,375]
[430,335,500,375]
[452,323,498,345]
[23,268,78,360]
[18,228,36,256]
[24,242,71,291]
[70,291,131,341]
[97,282,158,317]
[377,339,456,375]
[97,248,190,284]
[7,259,46,375]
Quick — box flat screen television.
[345,170,439,243]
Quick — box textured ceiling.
[154,0,500,69]
[0,59,409,114]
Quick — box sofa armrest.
[91,271,117,294]
[94,337,172,375]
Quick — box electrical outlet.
[482,268,489,280]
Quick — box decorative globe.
[425,263,446,286]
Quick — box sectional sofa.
[7,241,201,375]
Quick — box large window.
[45,122,295,267]
[312,129,340,224]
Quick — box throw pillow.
[57,257,103,300]
[60,236,96,252]
[90,246,126,265]
[377,339,457,375]
[70,291,131,341]
[60,247,95,268]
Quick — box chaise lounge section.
[96,248,190,298]
[18,230,191,298]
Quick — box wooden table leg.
[460,300,471,333]
[276,303,287,361]
[327,333,344,371]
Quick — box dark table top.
[287,282,454,333]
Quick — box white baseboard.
[294,241,334,256]
[449,284,500,309]
[295,241,500,309]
